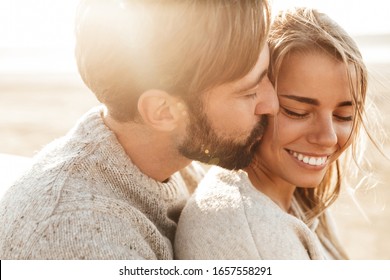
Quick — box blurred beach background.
[0,0,389,259]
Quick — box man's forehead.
[203,45,270,95]
[234,46,270,92]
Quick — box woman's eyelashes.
[333,115,353,122]
[281,106,308,119]
[281,106,353,122]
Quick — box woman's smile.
[286,149,330,169]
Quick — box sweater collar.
[70,106,189,200]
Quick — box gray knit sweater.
[175,166,342,260]
[0,107,204,260]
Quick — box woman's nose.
[307,116,338,147]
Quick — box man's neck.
[103,114,190,182]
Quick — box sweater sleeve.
[9,209,162,260]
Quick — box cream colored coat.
[175,166,343,260]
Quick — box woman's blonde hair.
[268,7,370,259]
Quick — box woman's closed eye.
[281,106,308,119]
[333,114,353,122]
[281,106,354,122]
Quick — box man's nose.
[255,80,279,116]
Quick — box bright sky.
[0,0,389,73]
[0,0,78,48]
[272,0,390,36]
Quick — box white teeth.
[290,151,327,166]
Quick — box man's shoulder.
[0,190,166,259]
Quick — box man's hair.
[75,0,270,121]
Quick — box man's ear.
[137,90,187,131]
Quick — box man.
[0,0,277,259]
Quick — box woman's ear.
[137,90,187,131]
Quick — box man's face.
[179,45,278,170]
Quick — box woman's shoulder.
[183,166,282,216]
[176,166,252,241]
[175,167,262,259]
[189,166,246,211]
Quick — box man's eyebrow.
[280,95,353,107]
[238,69,268,92]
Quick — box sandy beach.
[0,34,389,259]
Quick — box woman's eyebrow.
[337,101,353,107]
[280,95,353,107]
[279,95,319,105]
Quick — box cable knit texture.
[0,106,204,260]
[175,166,341,260]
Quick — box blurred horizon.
[1,0,390,78]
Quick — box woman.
[174,8,371,259]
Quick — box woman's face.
[257,51,355,188]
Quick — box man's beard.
[178,103,268,170]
